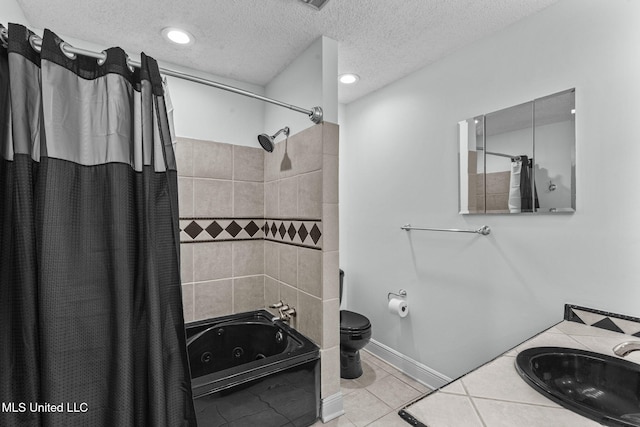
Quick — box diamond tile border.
[179,217,322,250]
[264,219,322,249]
[179,218,265,242]
[565,304,640,337]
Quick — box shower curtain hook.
[0,27,7,48]
[60,41,77,60]
[28,34,42,53]
[97,50,107,66]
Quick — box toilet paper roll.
[388,298,408,318]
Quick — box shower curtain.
[508,155,539,213]
[508,158,522,213]
[0,24,196,427]
[519,155,539,212]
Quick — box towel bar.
[401,224,491,236]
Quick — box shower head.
[257,127,289,152]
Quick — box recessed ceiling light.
[571,108,576,114]
[339,73,359,84]
[298,0,331,10]
[162,27,194,45]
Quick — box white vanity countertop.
[404,320,640,427]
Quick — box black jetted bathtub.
[186,310,320,426]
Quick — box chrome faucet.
[612,341,640,357]
[269,300,296,323]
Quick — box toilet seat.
[340,310,371,333]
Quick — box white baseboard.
[320,391,344,423]
[365,339,451,390]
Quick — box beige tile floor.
[314,349,433,427]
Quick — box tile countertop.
[403,320,640,427]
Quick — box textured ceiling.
[16,0,560,104]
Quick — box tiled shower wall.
[467,151,511,213]
[176,123,341,401]
[263,123,340,400]
[176,138,266,322]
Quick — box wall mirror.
[458,89,575,214]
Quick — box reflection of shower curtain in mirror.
[509,156,539,213]
[508,160,522,213]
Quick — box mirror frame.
[459,88,575,215]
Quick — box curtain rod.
[486,151,521,161]
[0,27,323,124]
[477,148,521,161]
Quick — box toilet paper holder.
[387,289,407,300]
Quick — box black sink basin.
[516,347,640,427]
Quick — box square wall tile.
[233,145,264,182]
[193,242,232,282]
[264,241,279,280]
[264,181,278,218]
[468,151,477,174]
[180,243,193,284]
[264,137,285,182]
[232,240,264,277]
[297,292,322,346]
[279,177,298,218]
[322,122,339,156]
[477,196,486,211]
[194,279,233,320]
[298,247,322,298]
[234,181,264,217]
[265,276,280,313]
[178,177,194,217]
[476,173,485,195]
[298,171,323,219]
[486,193,508,212]
[279,244,297,287]
[468,174,478,209]
[193,179,233,217]
[486,171,510,195]
[322,251,339,300]
[323,154,339,204]
[181,284,194,323]
[192,139,233,179]
[320,346,340,398]
[279,282,299,310]
[323,298,340,348]
[175,137,193,177]
[322,203,339,252]
[284,124,323,178]
[234,276,265,314]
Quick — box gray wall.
[340,0,640,379]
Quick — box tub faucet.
[612,341,640,357]
[269,300,296,322]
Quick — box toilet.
[339,269,372,379]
